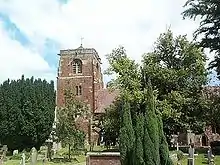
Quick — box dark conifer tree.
[0,75,55,151]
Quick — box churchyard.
[172,154,220,164]
[0,145,87,165]
[2,144,220,165]
[1,1,220,164]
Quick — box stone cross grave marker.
[30,147,38,165]
[176,142,179,151]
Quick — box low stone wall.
[86,152,121,165]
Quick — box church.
[55,44,220,149]
[56,44,118,144]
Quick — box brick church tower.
[56,44,118,144]
[56,44,104,110]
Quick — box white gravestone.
[13,150,18,155]
[20,153,25,165]
[30,147,38,165]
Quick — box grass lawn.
[4,155,86,165]
[5,152,220,164]
[4,160,85,165]
[4,152,86,165]
[3,145,112,165]
[175,154,220,164]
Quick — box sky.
[0,0,219,86]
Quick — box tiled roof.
[203,86,220,98]
[93,86,220,114]
[95,88,119,114]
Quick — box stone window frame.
[72,59,82,74]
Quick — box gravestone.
[13,150,19,155]
[30,147,38,165]
[188,143,195,165]
[0,145,8,165]
[176,142,179,151]
[20,153,25,165]
[187,130,195,145]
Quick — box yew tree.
[0,75,55,151]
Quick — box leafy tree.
[202,87,220,134]
[142,30,208,140]
[55,89,88,160]
[0,75,55,151]
[105,47,173,165]
[182,0,220,78]
[102,102,120,146]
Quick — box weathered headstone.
[13,150,19,155]
[30,147,38,165]
[188,143,195,165]
[20,153,25,165]
[187,130,195,145]
[0,145,8,165]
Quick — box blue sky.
[0,0,219,86]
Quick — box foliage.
[142,30,208,139]
[182,0,220,78]
[55,89,88,160]
[0,75,55,151]
[102,102,120,146]
[203,89,220,134]
[105,46,173,165]
[176,150,184,161]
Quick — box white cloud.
[0,0,215,84]
[0,21,55,82]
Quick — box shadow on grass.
[102,148,119,152]
[52,157,79,163]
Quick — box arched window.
[72,59,82,74]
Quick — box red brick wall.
[87,155,121,165]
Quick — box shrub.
[176,150,184,161]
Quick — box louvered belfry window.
[72,59,82,74]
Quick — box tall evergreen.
[106,47,173,164]
[119,81,173,165]
[119,99,135,165]
[0,75,55,151]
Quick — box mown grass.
[174,154,220,165]
[4,155,86,165]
